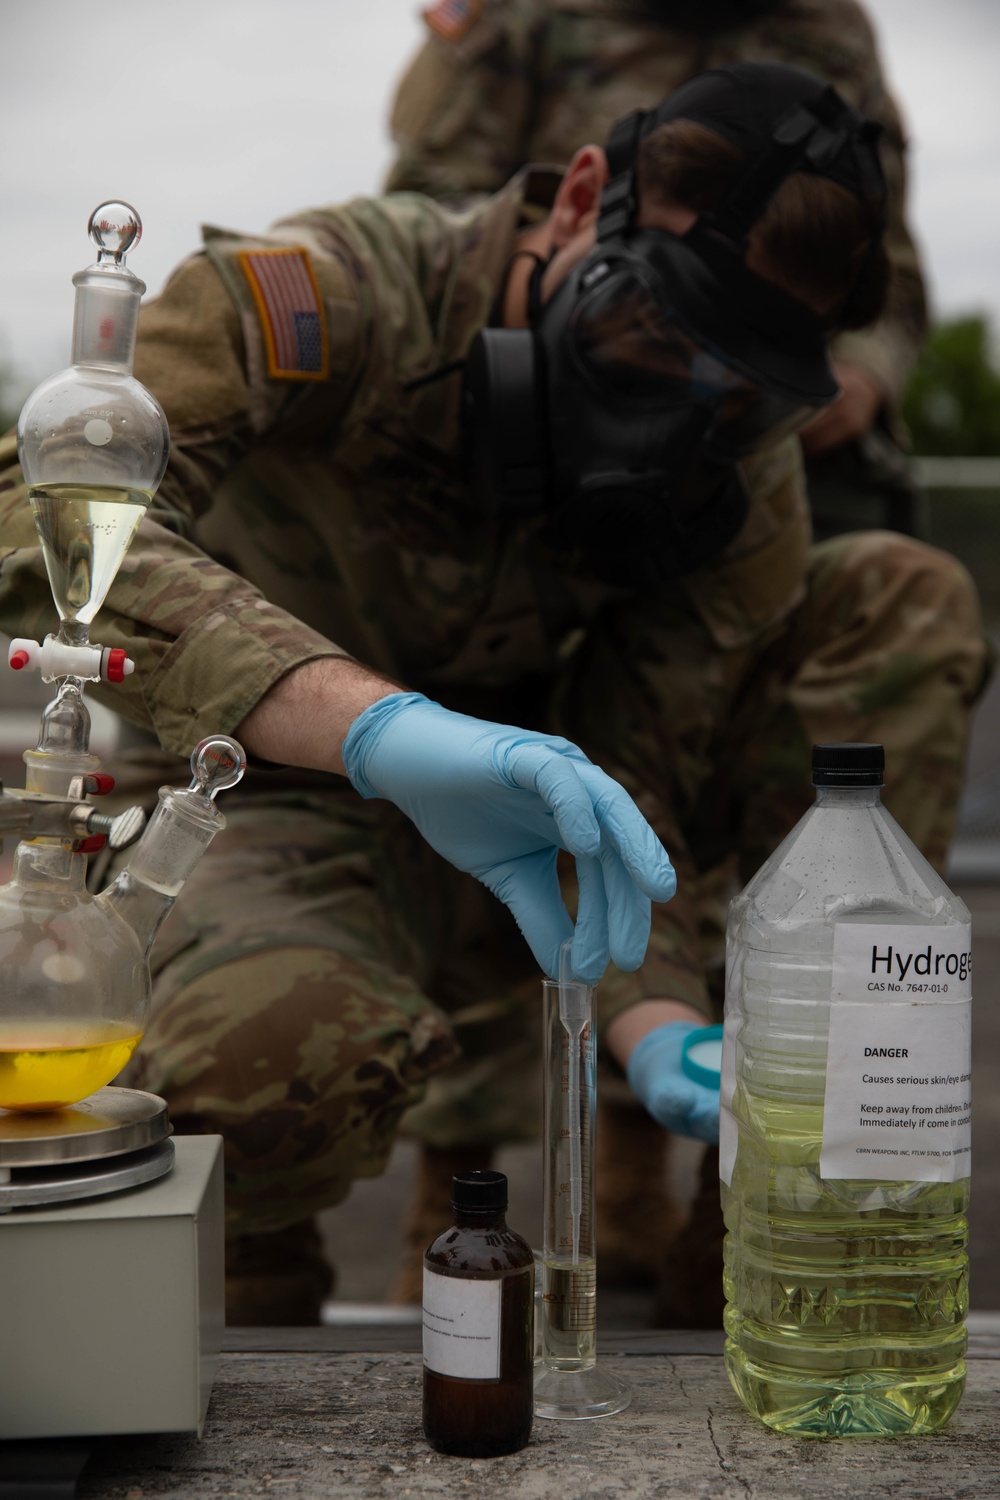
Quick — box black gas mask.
[462,62,887,591]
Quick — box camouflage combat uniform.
[386,0,929,537]
[0,171,984,1241]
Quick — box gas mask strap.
[834,117,888,326]
[526,249,556,327]
[707,89,883,251]
[399,357,467,394]
[489,247,555,329]
[597,108,649,240]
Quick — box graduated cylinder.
[540,973,597,1370]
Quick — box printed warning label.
[820,923,972,1182]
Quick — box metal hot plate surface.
[0,1087,171,1167]
[0,1137,176,1210]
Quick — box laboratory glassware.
[722,742,970,1436]
[0,203,245,1121]
[534,942,630,1420]
[423,1170,534,1456]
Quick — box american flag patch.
[237,248,329,381]
[424,0,484,43]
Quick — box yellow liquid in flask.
[0,1019,142,1111]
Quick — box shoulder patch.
[423,0,485,43]
[237,248,329,381]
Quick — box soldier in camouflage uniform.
[0,65,984,1325]
[386,0,927,541]
[385,0,938,1307]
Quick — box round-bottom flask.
[0,841,148,1112]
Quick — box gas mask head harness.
[462,62,887,589]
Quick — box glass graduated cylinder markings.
[535,943,630,1419]
[540,1258,597,1367]
[542,963,596,1365]
[540,973,598,1366]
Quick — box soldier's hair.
[636,120,889,330]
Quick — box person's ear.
[549,147,610,248]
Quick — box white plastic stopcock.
[8,636,135,684]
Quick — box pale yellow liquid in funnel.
[0,1019,142,1111]
[29,483,149,626]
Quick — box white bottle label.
[820,923,972,1181]
[422,1268,502,1380]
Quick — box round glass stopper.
[87,202,142,264]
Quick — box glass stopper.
[88,201,142,265]
[187,736,247,802]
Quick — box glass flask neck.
[814,785,882,808]
[99,766,234,955]
[98,871,174,959]
[70,263,145,373]
[21,681,100,799]
[36,678,91,753]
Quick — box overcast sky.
[2,0,998,397]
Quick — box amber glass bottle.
[422,1170,534,1457]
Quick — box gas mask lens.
[570,268,700,400]
[569,264,820,452]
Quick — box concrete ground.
[66,1326,1000,1499]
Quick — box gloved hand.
[342,692,675,982]
[626,1021,720,1143]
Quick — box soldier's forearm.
[605,999,712,1072]
[235,655,404,777]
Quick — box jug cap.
[812,742,884,787]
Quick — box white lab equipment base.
[0,1133,223,1439]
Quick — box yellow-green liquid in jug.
[0,1019,142,1111]
[723,1090,968,1437]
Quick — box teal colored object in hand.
[342,692,676,983]
[681,1023,724,1089]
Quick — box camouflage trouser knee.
[736,529,990,878]
[100,766,536,1235]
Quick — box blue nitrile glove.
[626,1022,721,1143]
[342,692,675,983]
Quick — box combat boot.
[653,1145,725,1328]
[225,1218,335,1326]
[596,1095,686,1286]
[386,1142,496,1304]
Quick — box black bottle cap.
[812,742,885,787]
[452,1170,508,1213]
